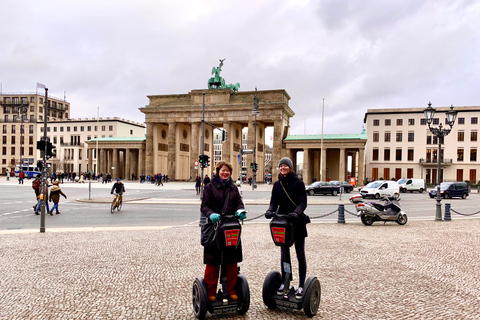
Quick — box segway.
[192,214,250,319]
[262,213,321,317]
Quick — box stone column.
[358,147,365,185]
[125,148,131,180]
[99,149,105,174]
[339,147,346,181]
[303,148,311,184]
[321,147,327,182]
[145,123,154,175]
[222,121,231,163]
[112,149,118,179]
[138,148,144,175]
[272,121,284,183]
[190,122,200,179]
[87,149,93,172]
[167,122,176,180]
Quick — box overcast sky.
[1,0,479,137]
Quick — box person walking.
[204,174,211,186]
[49,181,67,214]
[32,175,41,198]
[34,183,51,215]
[264,157,309,300]
[200,161,247,302]
[195,174,201,195]
[18,170,24,184]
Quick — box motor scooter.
[349,194,408,226]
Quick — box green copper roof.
[88,136,146,142]
[284,133,367,141]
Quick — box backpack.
[32,179,40,189]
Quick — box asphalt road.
[1,179,480,231]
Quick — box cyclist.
[110,178,125,206]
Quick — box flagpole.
[320,98,325,181]
[96,107,99,176]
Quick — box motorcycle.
[349,194,408,226]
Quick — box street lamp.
[423,102,457,221]
[252,87,260,190]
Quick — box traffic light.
[199,155,204,166]
[222,130,228,141]
[36,140,46,151]
[250,163,254,169]
[46,142,56,159]
[250,162,258,172]
[204,155,210,167]
[199,155,210,168]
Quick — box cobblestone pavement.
[1,219,479,319]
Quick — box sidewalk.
[1,220,479,319]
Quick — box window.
[11,125,15,134]
[373,119,380,126]
[384,132,391,142]
[384,168,390,180]
[408,132,414,142]
[87,126,91,131]
[458,131,464,142]
[30,97,35,103]
[109,125,113,131]
[372,149,379,161]
[95,126,98,131]
[11,147,15,155]
[395,168,402,180]
[74,126,77,132]
[397,119,403,126]
[29,125,34,134]
[408,119,415,125]
[458,117,465,125]
[53,137,57,144]
[472,132,478,141]
[472,117,478,124]
[11,136,15,144]
[47,127,50,132]
[408,149,414,161]
[396,132,402,142]
[54,127,57,132]
[102,126,106,131]
[384,149,390,161]
[67,127,70,132]
[373,132,379,142]
[29,136,33,144]
[87,136,91,140]
[130,130,133,135]
[4,115,8,122]
[396,149,402,161]
[433,118,439,125]
[421,119,427,125]
[60,127,64,132]
[457,149,464,161]
[39,106,43,113]
[385,119,391,126]
[29,147,33,155]
[372,168,379,181]
[2,147,6,155]
[30,115,34,122]
[470,149,477,162]
[2,136,6,144]
[2,125,6,134]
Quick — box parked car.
[397,178,425,193]
[429,182,469,199]
[360,181,400,199]
[306,181,341,196]
[330,180,354,193]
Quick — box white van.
[360,181,400,199]
[397,178,425,193]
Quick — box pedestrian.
[195,175,201,195]
[60,172,64,183]
[49,181,67,214]
[204,174,210,185]
[32,175,41,197]
[34,183,51,215]
[18,170,24,184]
[200,160,247,302]
[158,173,163,186]
[6,169,10,181]
[264,157,309,300]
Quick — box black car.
[305,181,341,196]
[330,180,354,193]
[429,182,469,199]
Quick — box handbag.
[200,190,230,247]
[280,180,311,224]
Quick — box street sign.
[238,154,241,164]
[195,166,198,170]
[242,149,253,154]
[194,160,199,166]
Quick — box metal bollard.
[444,203,451,221]
[337,204,345,224]
[89,180,91,200]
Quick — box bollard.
[444,203,451,221]
[89,180,91,200]
[337,203,345,224]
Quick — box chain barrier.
[344,208,360,217]
[309,209,338,220]
[450,208,480,217]
[244,213,267,222]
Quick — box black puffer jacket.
[201,175,245,265]
[267,172,308,238]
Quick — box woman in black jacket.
[265,157,308,299]
[201,161,246,302]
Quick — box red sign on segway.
[224,229,240,247]
[271,227,286,244]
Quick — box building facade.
[1,93,70,174]
[39,118,145,174]
[364,106,480,184]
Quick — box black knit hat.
[278,157,293,170]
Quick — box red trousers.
[204,263,238,297]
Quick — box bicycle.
[111,192,123,213]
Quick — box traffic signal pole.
[200,93,205,199]
[40,87,48,233]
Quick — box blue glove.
[288,212,298,219]
[209,213,220,223]
[235,209,247,221]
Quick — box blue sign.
[238,154,241,164]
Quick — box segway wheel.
[192,278,208,319]
[262,270,282,309]
[302,276,321,318]
[235,274,250,315]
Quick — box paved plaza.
[1,218,479,319]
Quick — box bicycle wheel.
[117,199,122,211]
[111,199,116,214]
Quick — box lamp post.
[252,88,260,190]
[423,102,457,221]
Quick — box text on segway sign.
[224,229,240,247]
[272,227,286,244]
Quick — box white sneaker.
[276,284,285,295]
[295,287,303,299]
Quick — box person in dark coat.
[195,175,201,195]
[265,157,308,299]
[200,161,246,303]
[203,174,211,185]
